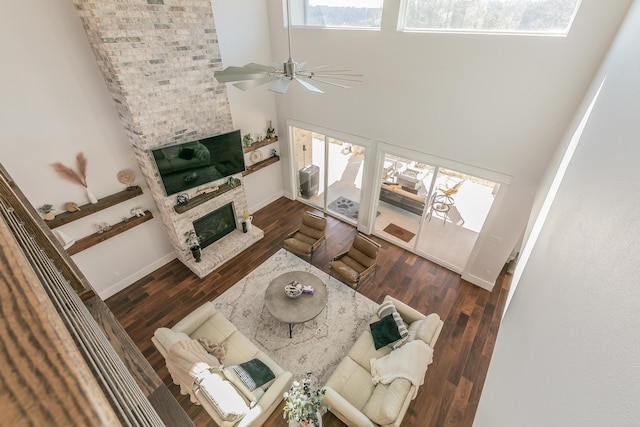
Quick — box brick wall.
[74,0,233,149]
[73,0,262,277]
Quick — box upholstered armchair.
[283,212,327,261]
[329,233,381,290]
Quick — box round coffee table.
[264,271,327,338]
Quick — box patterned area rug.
[212,249,378,384]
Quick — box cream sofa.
[152,302,293,427]
[323,296,444,427]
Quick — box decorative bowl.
[284,281,303,298]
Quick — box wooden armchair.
[283,212,327,261]
[329,233,381,291]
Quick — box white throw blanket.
[370,340,434,399]
[166,339,221,404]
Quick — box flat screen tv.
[151,130,245,195]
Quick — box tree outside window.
[290,0,384,29]
[402,0,581,34]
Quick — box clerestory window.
[289,0,384,29]
[399,0,582,35]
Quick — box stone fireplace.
[73,0,263,278]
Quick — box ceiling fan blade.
[307,69,355,74]
[233,75,279,91]
[295,77,324,94]
[302,64,329,71]
[308,74,364,83]
[309,78,351,89]
[269,78,292,94]
[243,62,276,72]
[214,66,267,83]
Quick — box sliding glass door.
[291,124,366,225]
[375,154,434,246]
[373,150,500,272]
[417,167,499,271]
[289,123,505,273]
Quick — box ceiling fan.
[214,0,362,94]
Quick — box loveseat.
[323,296,444,427]
[152,302,293,426]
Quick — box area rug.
[383,223,416,242]
[212,249,378,384]
[328,196,360,220]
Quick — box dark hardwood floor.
[106,197,511,427]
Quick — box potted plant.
[184,230,202,263]
[38,204,55,221]
[242,133,254,148]
[283,371,328,427]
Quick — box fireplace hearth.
[194,203,236,249]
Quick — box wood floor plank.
[106,197,512,427]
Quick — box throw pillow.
[193,148,208,160]
[232,358,275,391]
[179,147,195,160]
[197,373,249,422]
[370,314,402,350]
[407,313,441,346]
[377,300,410,349]
[223,368,265,407]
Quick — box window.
[289,0,383,29]
[400,0,582,35]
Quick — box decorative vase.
[289,414,322,427]
[242,216,253,233]
[42,212,55,221]
[190,246,201,263]
[86,187,98,204]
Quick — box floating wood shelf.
[174,178,242,214]
[67,210,153,255]
[243,155,280,176]
[242,136,278,153]
[48,186,143,229]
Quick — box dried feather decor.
[52,152,88,188]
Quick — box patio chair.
[436,179,464,206]
[284,211,327,262]
[329,233,381,291]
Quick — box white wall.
[0,0,280,298]
[474,0,640,425]
[262,0,632,287]
[210,0,285,213]
[0,1,172,298]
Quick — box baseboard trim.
[462,273,495,291]
[99,252,176,300]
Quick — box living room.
[2,0,640,426]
